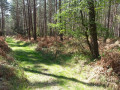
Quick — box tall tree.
[0,0,9,35]
[49,0,52,36]
[104,0,112,42]
[22,0,27,33]
[33,0,37,40]
[59,0,63,41]
[44,0,47,36]
[88,0,100,59]
[27,0,31,40]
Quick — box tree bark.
[49,0,52,36]
[44,0,47,36]
[33,0,37,40]
[1,0,4,36]
[23,0,27,35]
[59,0,63,41]
[88,0,100,59]
[27,0,31,40]
[104,0,111,42]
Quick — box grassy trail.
[6,37,106,90]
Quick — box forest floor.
[6,37,108,90]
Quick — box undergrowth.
[6,37,109,90]
[8,36,120,90]
[0,37,29,90]
[0,55,29,90]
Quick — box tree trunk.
[39,0,42,36]
[88,0,100,59]
[1,1,4,36]
[59,0,63,41]
[80,10,92,52]
[16,0,19,28]
[44,0,47,36]
[33,0,37,40]
[49,0,52,36]
[23,0,27,35]
[104,0,111,42]
[27,0,31,40]
[29,1,33,37]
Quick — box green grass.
[6,37,107,90]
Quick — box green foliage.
[49,0,89,38]
[96,22,108,36]
[12,25,26,35]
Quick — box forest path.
[6,37,106,90]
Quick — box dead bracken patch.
[16,34,28,41]
[99,38,120,52]
[97,52,120,76]
[0,36,11,58]
[0,65,16,80]
[36,36,71,51]
[88,51,120,90]
[86,38,120,89]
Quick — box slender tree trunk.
[39,0,42,36]
[1,1,4,36]
[59,0,63,41]
[29,1,33,37]
[33,0,37,40]
[49,0,52,36]
[54,0,58,36]
[104,0,111,42]
[27,0,31,40]
[80,10,92,52]
[88,0,100,59]
[23,0,27,35]
[44,0,47,36]
[16,0,19,28]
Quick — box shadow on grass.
[13,49,73,65]
[24,68,106,88]
[30,80,60,88]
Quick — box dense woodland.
[0,0,120,90]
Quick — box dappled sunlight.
[24,68,106,89]
[6,37,107,90]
